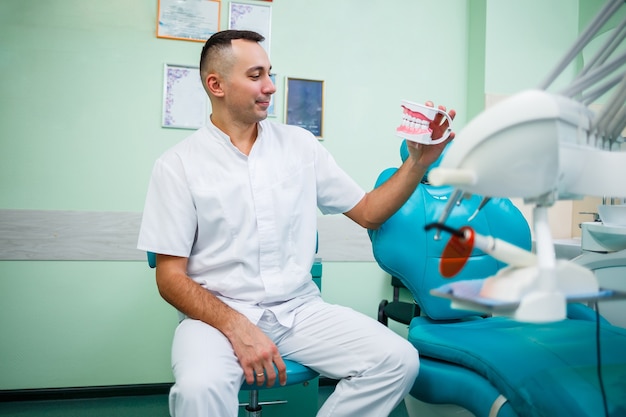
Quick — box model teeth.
[394,100,452,145]
[397,105,432,136]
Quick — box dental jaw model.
[427,0,626,322]
[396,100,453,145]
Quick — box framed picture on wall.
[228,2,272,54]
[162,64,209,130]
[157,0,221,42]
[285,78,325,139]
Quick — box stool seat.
[241,359,318,390]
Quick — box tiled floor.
[0,395,171,417]
[0,384,409,417]
[318,383,409,417]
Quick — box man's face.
[222,39,276,124]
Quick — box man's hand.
[406,102,456,168]
[228,316,287,387]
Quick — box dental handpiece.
[468,228,537,268]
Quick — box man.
[138,29,455,416]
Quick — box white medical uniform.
[138,119,419,417]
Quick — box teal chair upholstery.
[147,252,320,416]
[368,142,626,417]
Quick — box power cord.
[594,301,609,417]
[424,222,464,237]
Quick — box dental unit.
[369,3,626,415]
[420,0,626,322]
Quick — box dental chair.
[147,252,320,417]
[378,275,419,326]
[368,143,626,417]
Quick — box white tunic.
[137,119,365,327]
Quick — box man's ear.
[205,73,225,98]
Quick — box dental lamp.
[426,0,626,322]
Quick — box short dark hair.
[199,30,265,72]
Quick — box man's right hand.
[227,316,287,387]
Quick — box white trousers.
[168,297,420,417]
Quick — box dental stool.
[239,364,318,417]
[368,142,626,417]
[147,252,320,417]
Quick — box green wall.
[0,0,589,390]
[0,0,470,212]
[0,261,177,388]
[0,0,469,391]
[485,0,580,95]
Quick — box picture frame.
[285,78,325,139]
[162,64,210,130]
[228,2,272,54]
[157,0,220,42]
